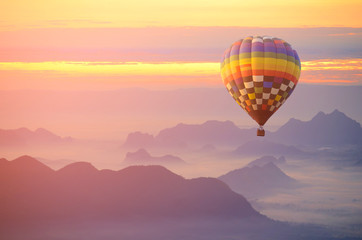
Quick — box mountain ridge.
[0,127,73,147]
[0,155,262,221]
[124,148,186,166]
[219,159,298,199]
[123,109,362,149]
[272,109,362,145]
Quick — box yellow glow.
[301,59,362,71]
[1,0,361,29]
[0,61,219,76]
[0,59,360,77]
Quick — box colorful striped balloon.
[220,36,301,134]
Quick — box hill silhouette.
[123,110,362,150]
[272,110,362,146]
[219,160,298,199]
[123,120,255,149]
[124,148,186,166]
[122,131,155,148]
[0,155,260,222]
[0,156,345,240]
[246,155,286,167]
[0,127,72,147]
[155,120,254,147]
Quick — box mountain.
[122,131,155,148]
[123,120,256,149]
[0,155,261,222]
[2,86,362,142]
[0,127,72,147]
[232,140,307,157]
[123,109,362,151]
[273,109,362,146]
[0,155,53,179]
[246,155,286,167]
[123,148,186,166]
[0,155,346,240]
[155,120,255,148]
[219,161,298,199]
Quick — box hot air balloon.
[220,36,301,136]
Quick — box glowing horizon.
[0,1,361,90]
[0,59,360,90]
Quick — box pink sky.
[0,27,361,90]
[0,1,361,140]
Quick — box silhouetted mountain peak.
[312,109,350,123]
[312,111,326,120]
[247,155,286,167]
[1,160,265,224]
[35,127,51,133]
[34,128,59,137]
[259,162,281,173]
[58,162,98,175]
[331,109,344,115]
[281,117,303,128]
[12,155,52,170]
[156,120,254,148]
[225,162,282,176]
[123,132,154,148]
[274,109,362,146]
[16,127,32,134]
[124,149,186,166]
[219,159,297,198]
[0,156,54,177]
[0,127,71,146]
[126,148,151,159]
[201,120,237,129]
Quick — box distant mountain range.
[0,156,261,223]
[123,148,186,166]
[271,110,362,146]
[155,120,255,148]
[123,120,255,149]
[2,109,360,150]
[2,86,362,141]
[0,156,345,240]
[219,157,299,199]
[122,131,155,148]
[246,155,286,167]
[0,127,72,147]
[124,109,362,149]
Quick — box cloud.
[302,59,362,71]
[328,32,361,36]
[0,27,361,62]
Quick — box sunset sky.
[0,0,361,90]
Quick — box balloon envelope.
[220,36,301,126]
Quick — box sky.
[0,0,361,90]
[0,0,361,139]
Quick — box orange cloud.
[328,32,361,36]
[1,0,361,29]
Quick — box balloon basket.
[257,127,265,137]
